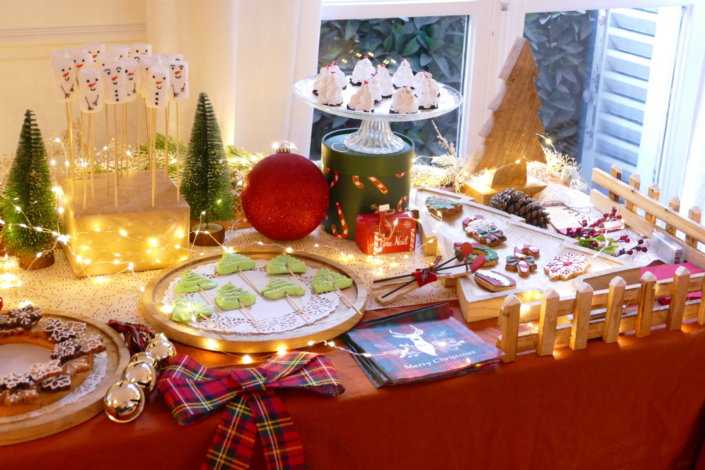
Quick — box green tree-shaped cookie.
[216,252,255,275]
[170,296,214,322]
[216,282,256,310]
[175,270,217,293]
[262,278,305,299]
[311,268,353,294]
[266,254,307,275]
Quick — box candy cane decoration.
[395,172,406,178]
[352,175,364,189]
[367,176,388,194]
[396,196,408,212]
[328,169,340,189]
[330,202,348,239]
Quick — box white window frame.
[320,0,705,204]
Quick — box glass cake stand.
[293,76,463,154]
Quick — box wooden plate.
[141,249,367,353]
[0,311,130,446]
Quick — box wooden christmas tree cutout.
[463,37,548,204]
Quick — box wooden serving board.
[0,311,130,446]
[141,249,367,353]
[413,187,632,322]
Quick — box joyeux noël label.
[373,227,416,253]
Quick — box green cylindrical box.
[321,129,414,240]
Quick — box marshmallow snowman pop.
[78,66,104,208]
[168,60,189,201]
[50,57,78,184]
[144,66,170,207]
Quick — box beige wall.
[0,0,147,158]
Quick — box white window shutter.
[581,7,682,187]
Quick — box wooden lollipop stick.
[237,270,262,295]
[65,102,76,194]
[334,285,363,316]
[285,295,309,321]
[89,113,95,200]
[80,111,87,209]
[164,104,170,179]
[175,102,180,201]
[240,306,262,331]
[150,107,157,207]
[113,104,118,208]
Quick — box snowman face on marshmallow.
[102,63,126,104]
[78,67,104,112]
[168,60,189,101]
[145,66,169,108]
[71,50,94,71]
[85,43,105,60]
[120,58,138,99]
[147,68,169,92]
[51,58,76,101]
[131,43,152,56]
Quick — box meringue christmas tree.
[180,92,233,224]
[3,110,58,261]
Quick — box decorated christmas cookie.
[262,278,305,300]
[505,244,540,277]
[505,255,537,277]
[78,334,106,355]
[29,359,63,383]
[453,242,498,267]
[425,196,461,216]
[4,388,38,406]
[463,215,507,246]
[40,374,72,392]
[44,318,77,343]
[170,297,214,323]
[216,252,255,275]
[216,283,256,310]
[474,270,516,292]
[311,269,353,294]
[51,339,82,363]
[175,270,217,293]
[544,253,590,281]
[267,254,307,275]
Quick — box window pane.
[524,6,684,186]
[312,16,468,159]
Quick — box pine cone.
[490,189,550,229]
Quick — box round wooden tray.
[0,311,130,446]
[141,249,367,353]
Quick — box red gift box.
[355,210,416,254]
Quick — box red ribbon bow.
[159,352,344,470]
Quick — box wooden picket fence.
[498,267,705,362]
[497,164,705,361]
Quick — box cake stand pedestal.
[293,76,462,239]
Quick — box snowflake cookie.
[544,253,590,281]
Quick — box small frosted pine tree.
[180,92,233,223]
[2,110,57,258]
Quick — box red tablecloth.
[2,301,705,470]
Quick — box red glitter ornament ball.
[241,150,329,240]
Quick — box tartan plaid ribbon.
[412,267,438,287]
[159,352,344,470]
[107,320,155,354]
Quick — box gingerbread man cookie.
[544,253,590,281]
[425,196,462,216]
[454,242,498,267]
[505,245,540,277]
[462,215,506,246]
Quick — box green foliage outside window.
[312,16,468,159]
[524,11,597,158]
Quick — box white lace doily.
[161,260,341,335]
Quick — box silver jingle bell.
[145,339,177,364]
[152,332,170,343]
[104,380,145,423]
[123,360,158,393]
[130,351,160,370]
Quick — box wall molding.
[0,23,147,60]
